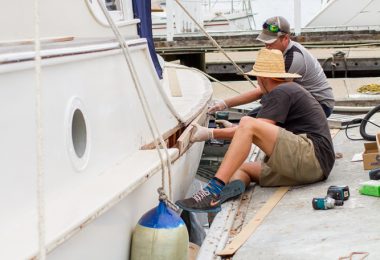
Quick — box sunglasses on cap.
[262,22,285,33]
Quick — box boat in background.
[152,0,256,35]
[306,0,380,28]
[0,0,212,259]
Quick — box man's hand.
[190,123,213,142]
[215,119,235,128]
[208,100,227,114]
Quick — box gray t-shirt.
[284,41,335,109]
[257,82,335,178]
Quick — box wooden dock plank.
[217,186,289,257]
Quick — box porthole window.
[66,98,91,171]
[72,109,87,158]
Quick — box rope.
[157,188,179,211]
[34,0,46,259]
[173,0,257,89]
[96,0,174,200]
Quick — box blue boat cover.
[132,0,163,79]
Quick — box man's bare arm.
[224,88,263,108]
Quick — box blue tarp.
[132,0,163,79]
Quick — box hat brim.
[245,69,301,79]
[256,32,278,44]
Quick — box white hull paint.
[306,0,380,28]
[0,0,137,41]
[47,142,204,260]
[0,1,212,259]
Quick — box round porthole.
[72,109,87,158]
[66,97,90,171]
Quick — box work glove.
[208,99,227,114]
[215,119,234,128]
[190,123,213,142]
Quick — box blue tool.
[312,196,344,210]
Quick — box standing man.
[209,16,335,118]
[176,49,335,213]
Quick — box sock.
[205,177,225,197]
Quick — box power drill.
[312,185,349,210]
[312,196,343,210]
[327,185,350,201]
[209,111,229,146]
[215,111,229,121]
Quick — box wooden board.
[216,186,289,257]
[188,242,200,260]
[140,124,181,150]
[167,67,183,97]
[330,128,340,139]
[177,107,208,155]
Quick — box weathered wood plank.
[177,107,208,155]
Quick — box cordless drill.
[209,111,229,146]
[312,185,349,210]
[312,196,343,210]
[327,185,350,201]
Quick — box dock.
[197,118,380,259]
[212,78,380,108]
[155,30,380,77]
[192,77,380,259]
[206,47,380,77]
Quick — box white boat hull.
[47,142,205,260]
[0,35,212,260]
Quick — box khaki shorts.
[260,128,324,187]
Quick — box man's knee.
[239,116,272,139]
[238,116,257,134]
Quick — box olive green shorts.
[259,128,324,187]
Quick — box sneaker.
[176,189,221,213]
[220,180,245,203]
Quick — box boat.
[306,0,380,28]
[152,0,256,35]
[0,0,212,259]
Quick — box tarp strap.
[132,0,163,79]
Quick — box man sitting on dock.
[176,48,335,213]
[209,16,335,118]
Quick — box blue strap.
[132,0,163,79]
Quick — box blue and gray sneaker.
[220,180,246,203]
[176,189,221,213]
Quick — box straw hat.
[245,48,301,79]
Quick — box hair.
[278,34,289,40]
[272,78,288,82]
